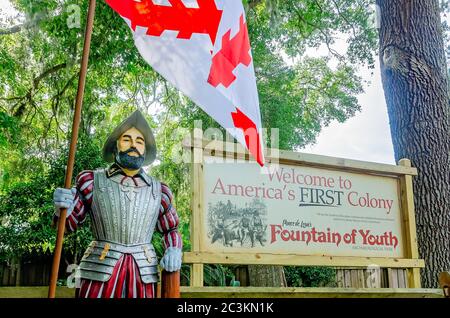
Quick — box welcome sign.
[202,156,405,258]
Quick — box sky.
[301,61,396,165]
[1,0,396,165]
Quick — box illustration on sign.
[207,198,268,248]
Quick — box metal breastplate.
[79,169,162,284]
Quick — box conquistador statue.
[53,110,182,298]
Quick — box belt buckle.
[142,246,156,263]
[99,243,110,261]
[83,241,96,259]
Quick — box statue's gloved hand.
[159,247,182,272]
[53,187,77,218]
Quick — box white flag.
[106,0,265,165]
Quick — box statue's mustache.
[122,147,143,157]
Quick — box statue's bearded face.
[115,127,146,169]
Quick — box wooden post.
[48,0,96,298]
[190,130,204,287]
[161,271,180,298]
[14,257,21,287]
[439,272,450,298]
[398,158,421,288]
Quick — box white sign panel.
[202,157,405,258]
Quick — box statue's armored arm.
[53,170,94,232]
[157,183,182,250]
[157,182,183,272]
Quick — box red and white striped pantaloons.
[77,254,156,298]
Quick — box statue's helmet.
[102,110,156,166]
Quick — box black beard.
[115,148,145,170]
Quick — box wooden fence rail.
[1,259,409,289]
[335,268,408,288]
[0,258,53,287]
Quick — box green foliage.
[248,0,378,66]
[0,111,18,148]
[0,138,104,263]
[204,264,235,287]
[0,111,21,187]
[284,266,337,287]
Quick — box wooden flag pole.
[48,0,96,298]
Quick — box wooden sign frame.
[183,138,424,288]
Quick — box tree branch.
[0,24,24,36]
[33,63,68,89]
[294,8,344,61]
[7,63,68,116]
[0,12,48,36]
[247,0,264,9]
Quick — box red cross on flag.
[105,0,265,166]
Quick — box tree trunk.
[248,265,287,287]
[377,0,450,288]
